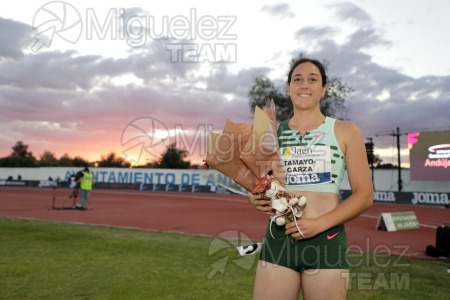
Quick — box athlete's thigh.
[253,261,301,300]
[301,269,348,300]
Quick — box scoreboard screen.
[408,130,450,181]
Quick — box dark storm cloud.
[294,26,338,40]
[0,17,33,59]
[260,3,295,19]
[329,1,373,27]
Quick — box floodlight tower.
[375,127,408,192]
[365,137,375,190]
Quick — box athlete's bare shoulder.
[335,119,361,134]
[334,120,364,153]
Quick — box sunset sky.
[1,0,449,166]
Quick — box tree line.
[0,141,194,169]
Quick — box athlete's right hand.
[248,193,273,215]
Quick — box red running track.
[1,187,449,260]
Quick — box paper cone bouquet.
[204,100,307,236]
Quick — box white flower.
[289,197,299,206]
[298,196,307,207]
[265,181,280,199]
[275,217,286,226]
[272,199,287,213]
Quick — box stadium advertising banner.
[408,130,450,181]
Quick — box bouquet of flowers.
[204,100,307,238]
[252,176,306,237]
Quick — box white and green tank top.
[277,117,346,194]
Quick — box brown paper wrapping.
[241,106,285,185]
[205,120,260,191]
[205,100,285,192]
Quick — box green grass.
[0,217,449,299]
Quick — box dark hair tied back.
[287,58,327,87]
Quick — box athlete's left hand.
[285,218,326,240]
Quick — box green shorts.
[259,222,348,272]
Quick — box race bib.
[280,145,332,186]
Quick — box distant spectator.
[69,170,84,202]
[17,175,22,180]
[75,167,95,209]
[69,174,78,201]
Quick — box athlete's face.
[288,62,327,110]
